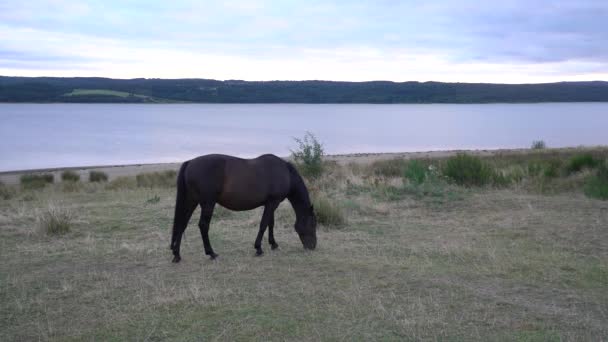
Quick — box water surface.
[1,103,607,171]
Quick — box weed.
[584,162,608,200]
[403,160,427,185]
[444,154,493,186]
[312,194,346,227]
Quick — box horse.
[170,154,317,262]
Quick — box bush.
[585,162,608,200]
[20,173,54,190]
[39,205,73,235]
[313,195,345,227]
[291,132,324,179]
[566,154,598,175]
[531,140,546,149]
[403,160,427,185]
[89,171,108,182]
[61,170,80,182]
[136,170,177,188]
[443,154,493,187]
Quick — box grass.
[584,163,608,200]
[136,170,177,188]
[89,170,108,182]
[64,89,131,97]
[444,153,494,186]
[566,154,599,175]
[1,148,607,340]
[312,194,346,227]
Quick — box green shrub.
[136,170,177,188]
[20,173,54,190]
[313,194,345,227]
[106,176,137,190]
[443,154,493,187]
[403,160,427,185]
[566,154,598,175]
[61,170,80,182]
[585,162,608,200]
[531,140,546,149]
[39,205,73,235]
[89,171,108,182]
[291,132,324,179]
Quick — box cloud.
[0,0,607,82]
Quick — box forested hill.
[1,76,608,103]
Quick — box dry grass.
[0,154,607,341]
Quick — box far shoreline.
[1,146,607,185]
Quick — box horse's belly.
[217,191,266,211]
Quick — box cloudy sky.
[1,0,607,83]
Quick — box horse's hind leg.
[255,201,279,256]
[198,202,218,260]
[268,212,279,250]
[171,199,197,263]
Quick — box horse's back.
[184,154,291,210]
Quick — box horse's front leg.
[198,202,218,260]
[255,201,279,256]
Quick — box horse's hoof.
[172,256,181,263]
[255,249,264,256]
[209,253,219,260]
[270,243,279,250]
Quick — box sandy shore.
[1,146,606,185]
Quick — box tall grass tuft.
[89,171,108,182]
[313,194,346,227]
[585,162,608,200]
[39,205,73,235]
[20,173,54,190]
[136,170,177,188]
[372,158,408,178]
[443,154,493,187]
[291,132,324,179]
[403,160,427,185]
[531,140,546,149]
[566,154,599,175]
[61,170,80,182]
[106,176,137,190]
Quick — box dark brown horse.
[170,154,317,262]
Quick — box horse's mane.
[285,162,311,209]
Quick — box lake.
[1,103,607,171]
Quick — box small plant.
[313,194,345,227]
[531,140,546,149]
[566,154,598,175]
[403,160,426,185]
[136,170,177,188]
[443,154,493,187]
[39,205,73,235]
[20,173,54,190]
[543,159,562,178]
[61,170,80,182]
[89,171,108,182]
[291,132,324,179]
[585,162,608,200]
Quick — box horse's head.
[295,205,317,250]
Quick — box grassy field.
[64,89,133,97]
[1,150,607,341]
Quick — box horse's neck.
[287,178,310,219]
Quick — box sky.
[1,0,607,83]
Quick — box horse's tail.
[170,160,190,250]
